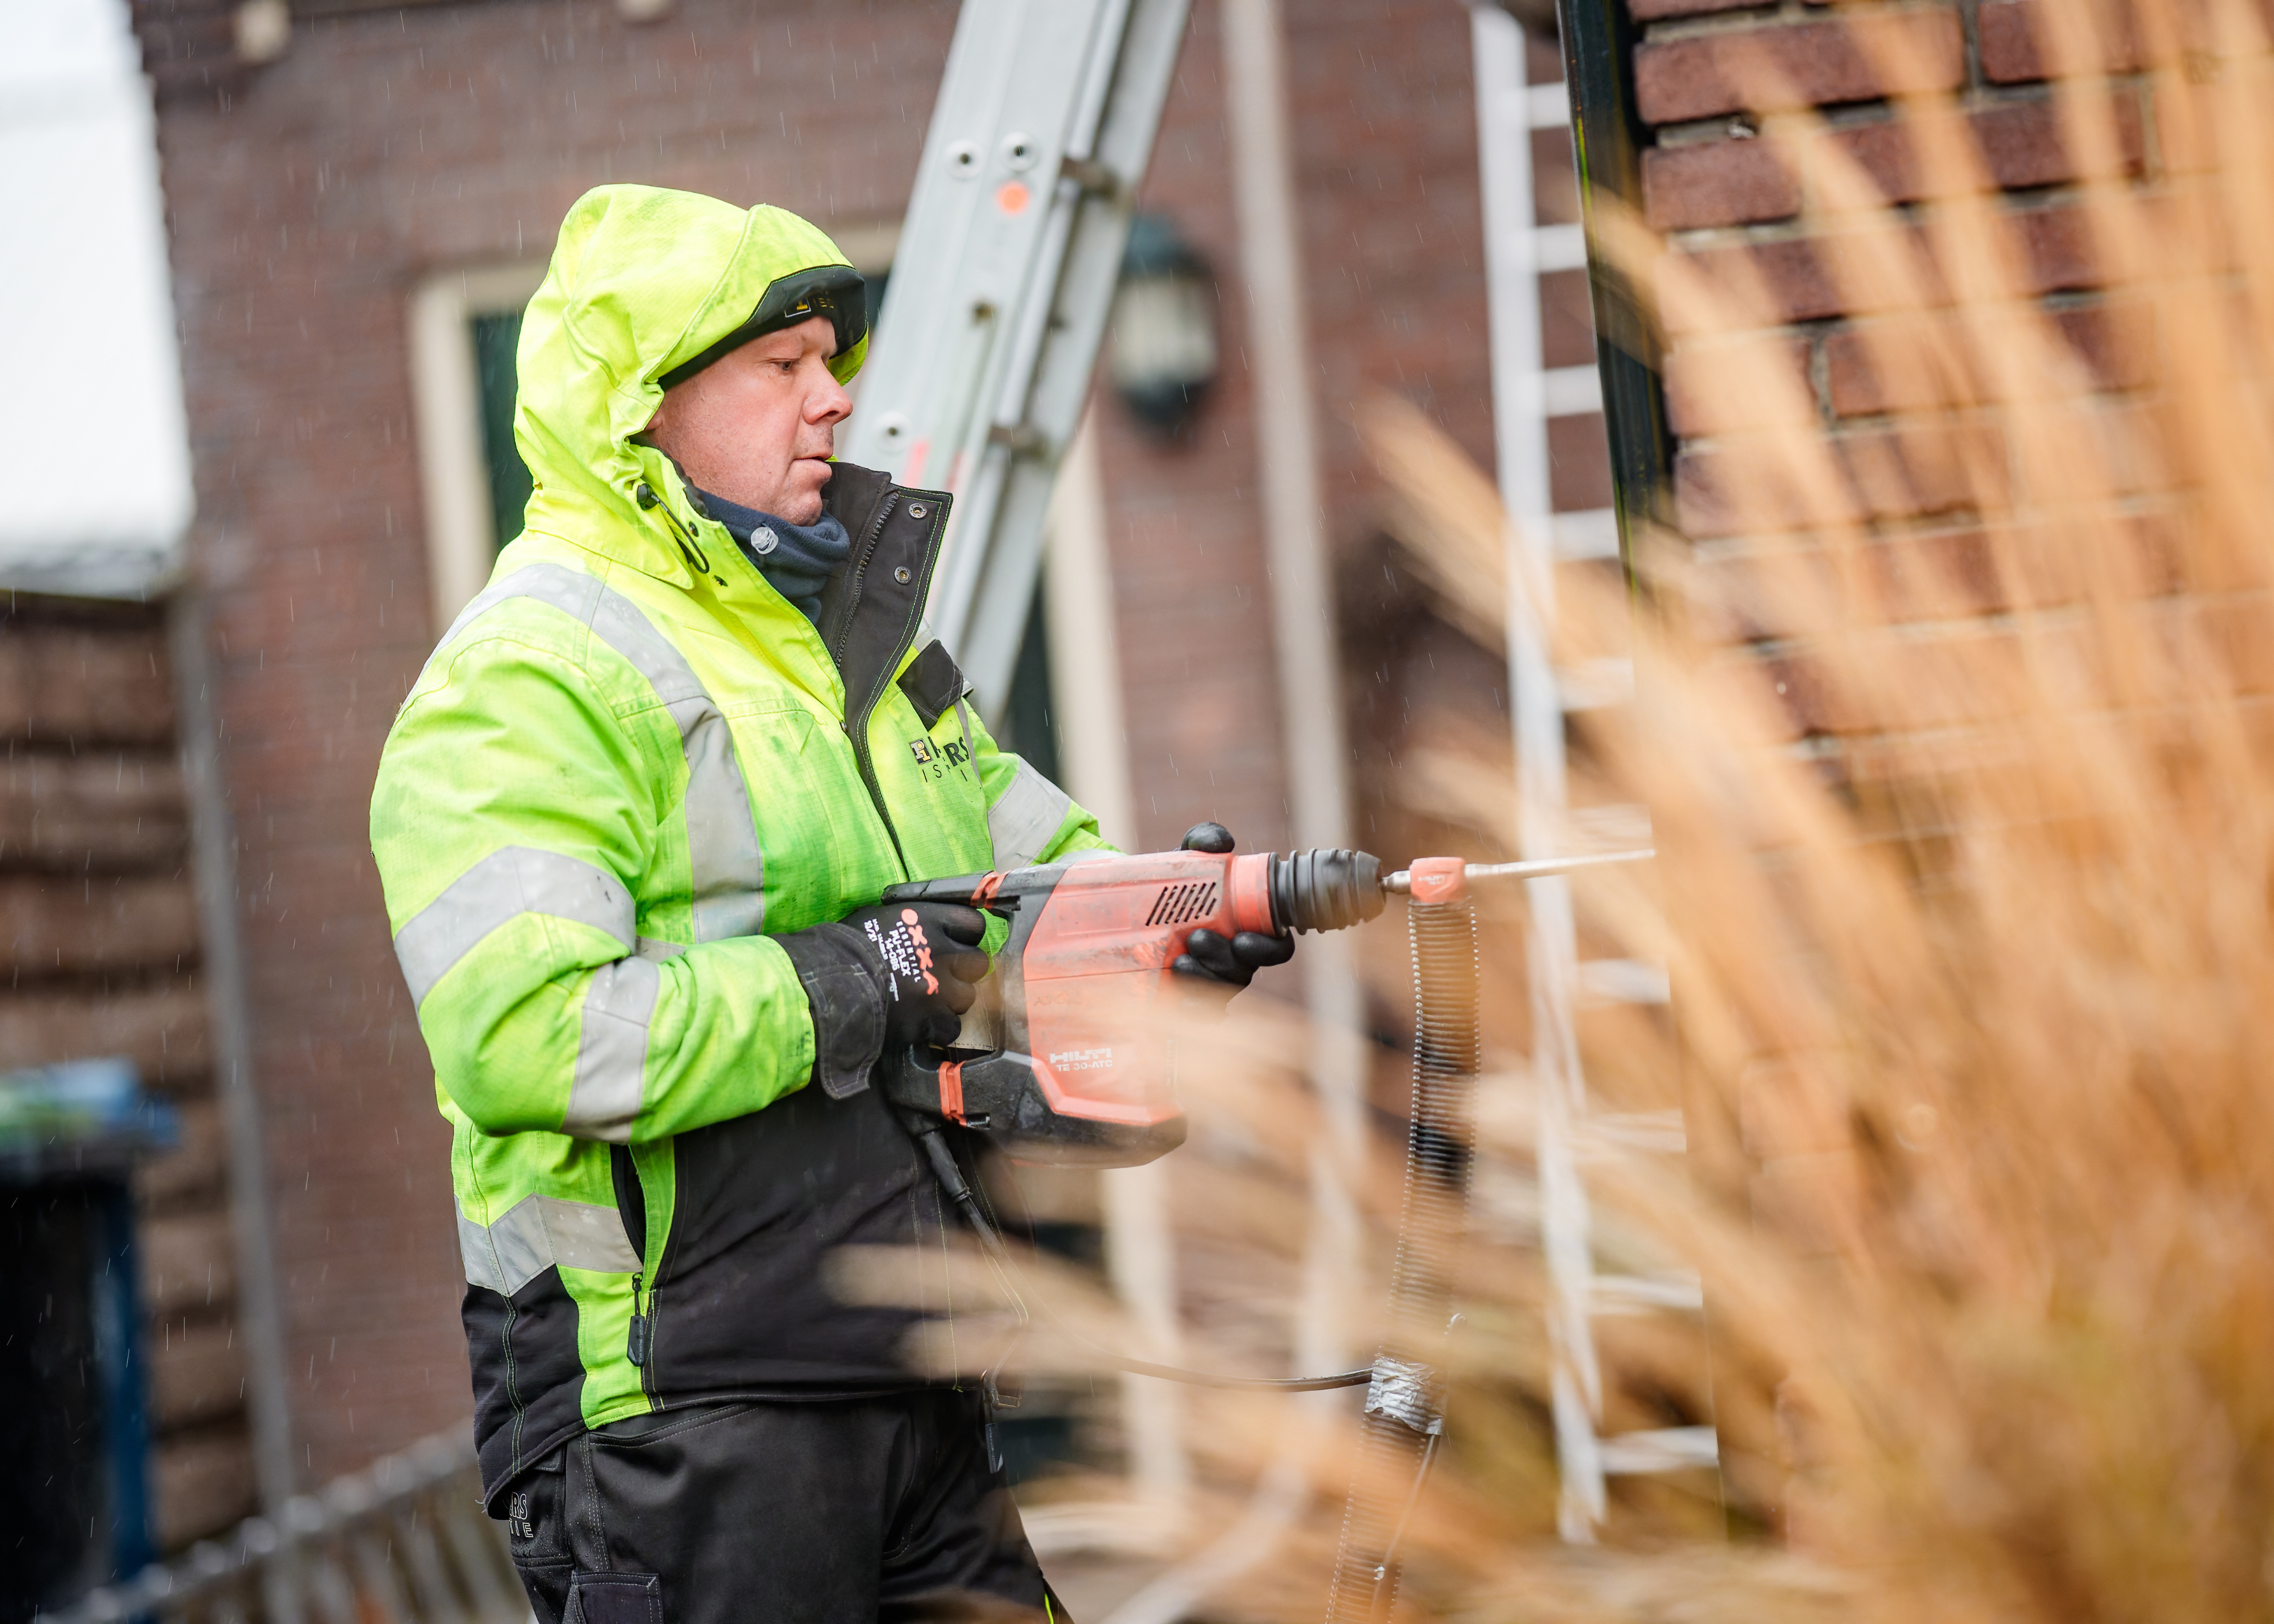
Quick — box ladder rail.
[930,0,1120,646]
[1473,0,1610,1542]
[953,0,1192,698]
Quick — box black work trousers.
[501,1392,1065,1624]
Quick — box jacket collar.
[815,464,953,718]
[523,440,709,591]
[526,453,952,715]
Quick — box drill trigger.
[937,1059,966,1124]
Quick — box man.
[370,185,1290,1623]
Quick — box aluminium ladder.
[838,0,1190,713]
[1469,0,1718,1543]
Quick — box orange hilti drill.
[878,842,1385,1167]
[877,839,1652,1168]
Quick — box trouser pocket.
[565,1570,665,1624]
[500,1447,574,1623]
[502,1447,569,1565]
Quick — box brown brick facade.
[0,597,250,1547]
[144,0,963,1496]
[1628,0,2191,616]
[133,0,1510,1507]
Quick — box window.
[407,262,548,631]
[471,309,533,561]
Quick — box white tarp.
[0,0,192,599]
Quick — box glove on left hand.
[776,901,990,1098]
[1169,822,1296,999]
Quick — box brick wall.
[1622,0,2266,1535]
[1632,0,2185,701]
[0,596,253,1548]
[140,0,964,1491]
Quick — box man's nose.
[810,376,853,424]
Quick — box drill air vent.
[1145,880,1220,927]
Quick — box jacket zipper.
[610,1141,658,1394]
[637,480,713,577]
[833,492,911,871]
[627,1271,650,1369]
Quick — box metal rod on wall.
[1042,411,1194,1523]
[168,592,297,1522]
[1221,0,1369,1372]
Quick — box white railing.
[38,1433,526,1624]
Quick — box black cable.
[902,1112,1373,1394]
[1095,1353,1370,1393]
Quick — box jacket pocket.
[897,639,971,728]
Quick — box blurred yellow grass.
[1351,2,2274,1616]
[870,4,2274,1614]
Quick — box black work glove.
[1169,823,1296,1006]
[776,902,990,1098]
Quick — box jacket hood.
[513,185,867,576]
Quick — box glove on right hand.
[1169,822,1297,1013]
[776,902,990,1098]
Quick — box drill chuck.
[1270,848,1387,935]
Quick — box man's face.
[643,314,851,526]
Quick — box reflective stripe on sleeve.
[457,1193,641,1295]
[393,846,635,1008]
[567,955,660,1143]
[988,758,1075,872]
[425,563,767,943]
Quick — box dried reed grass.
[906,5,2274,1617]
[1353,3,2274,1617]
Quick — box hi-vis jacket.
[368,186,1105,1507]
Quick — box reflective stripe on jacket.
[368,186,1105,1506]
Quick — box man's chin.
[780,461,834,524]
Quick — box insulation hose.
[1323,872,1479,1623]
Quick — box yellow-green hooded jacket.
[368,185,1105,1507]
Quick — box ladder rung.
[1568,801,1653,846]
[1525,80,1572,131]
[1578,958,1670,1006]
[1542,364,1602,418]
[1591,1271,1705,1314]
[1502,222,1589,275]
[1507,367,1604,421]
[1576,1109,1686,1155]
[1551,507,1621,562]
[1598,1426,1720,1476]
[1555,656,1633,711]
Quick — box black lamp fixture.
[1108,214,1219,441]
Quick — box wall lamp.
[1108,213,1219,442]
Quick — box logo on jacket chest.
[909,735,971,780]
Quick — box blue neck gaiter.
[689,484,853,626]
